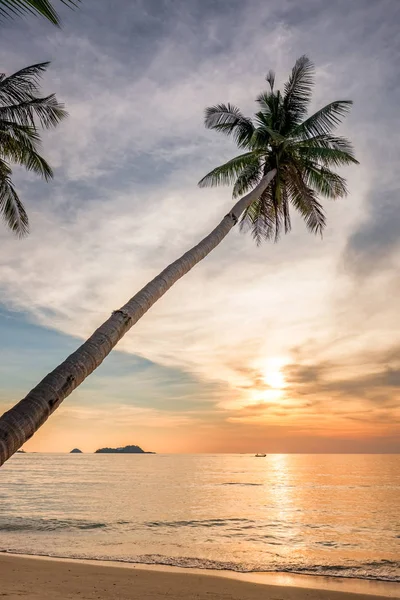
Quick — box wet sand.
[0,554,398,599]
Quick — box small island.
[16,450,26,454]
[95,444,155,454]
[70,448,83,453]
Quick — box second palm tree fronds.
[0,0,79,26]
[0,56,358,466]
[0,62,67,235]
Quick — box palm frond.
[256,91,277,117]
[0,62,50,105]
[240,187,277,244]
[249,126,270,150]
[253,113,285,143]
[0,93,68,129]
[286,164,326,235]
[240,162,286,243]
[271,177,284,241]
[198,151,258,189]
[281,185,291,235]
[232,158,261,198]
[0,160,29,236]
[204,103,254,148]
[0,124,53,179]
[0,62,65,236]
[292,100,353,138]
[266,70,275,91]
[255,90,284,130]
[296,134,359,165]
[304,163,348,199]
[283,55,314,130]
[0,0,80,26]
[297,144,358,168]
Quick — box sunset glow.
[251,388,283,404]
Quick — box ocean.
[1,453,399,582]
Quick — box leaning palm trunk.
[0,170,276,466]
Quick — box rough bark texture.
[0,170,276,466]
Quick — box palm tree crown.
[199,55,358,243]
[0,62,67,235]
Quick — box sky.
[0,0,399,454]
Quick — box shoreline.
[1,553,399,599]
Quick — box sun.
[261,359,286,390]
[263,369,285,389]
[246,357,288,406]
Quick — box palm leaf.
[256,90,283,126]
[286,164,326,235]
[0,63,67,129]
[297,134,359,165]
[198,151,259,188]
[0,160,29,236]
[249,126,270,150]
[0,124,53,179]
[265,70,275,91]
[204,103,254,148]
[271,176,285,240]
[0,62,65,236]
[297,144,358,168]
[240,184,282,244]
[253,111,285,143]
[292,100,353,138]
[0,63,50,105]
[281,186,291,235]
[283,55,314,130]
[240,188,275,244]
[232,158,261,198]
[303,163,348,198]
[0,94,67,129]
[0,0,80,26]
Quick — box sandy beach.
[0,555,399,600]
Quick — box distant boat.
[255,453,266,457]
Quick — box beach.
[1,554,399,600]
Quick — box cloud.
[60,404,193,429]
[285,359,400,406]
[343,188,400,276]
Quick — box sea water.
[1,453,399,582]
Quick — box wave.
[221,483,263,486]
[0,516,278,533]
[0,517,107,532]
[145,518,255,529]
[1,549,399,583]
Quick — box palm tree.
[0,56,358,466]
[0,0,79,26]
[0,62,67,235]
